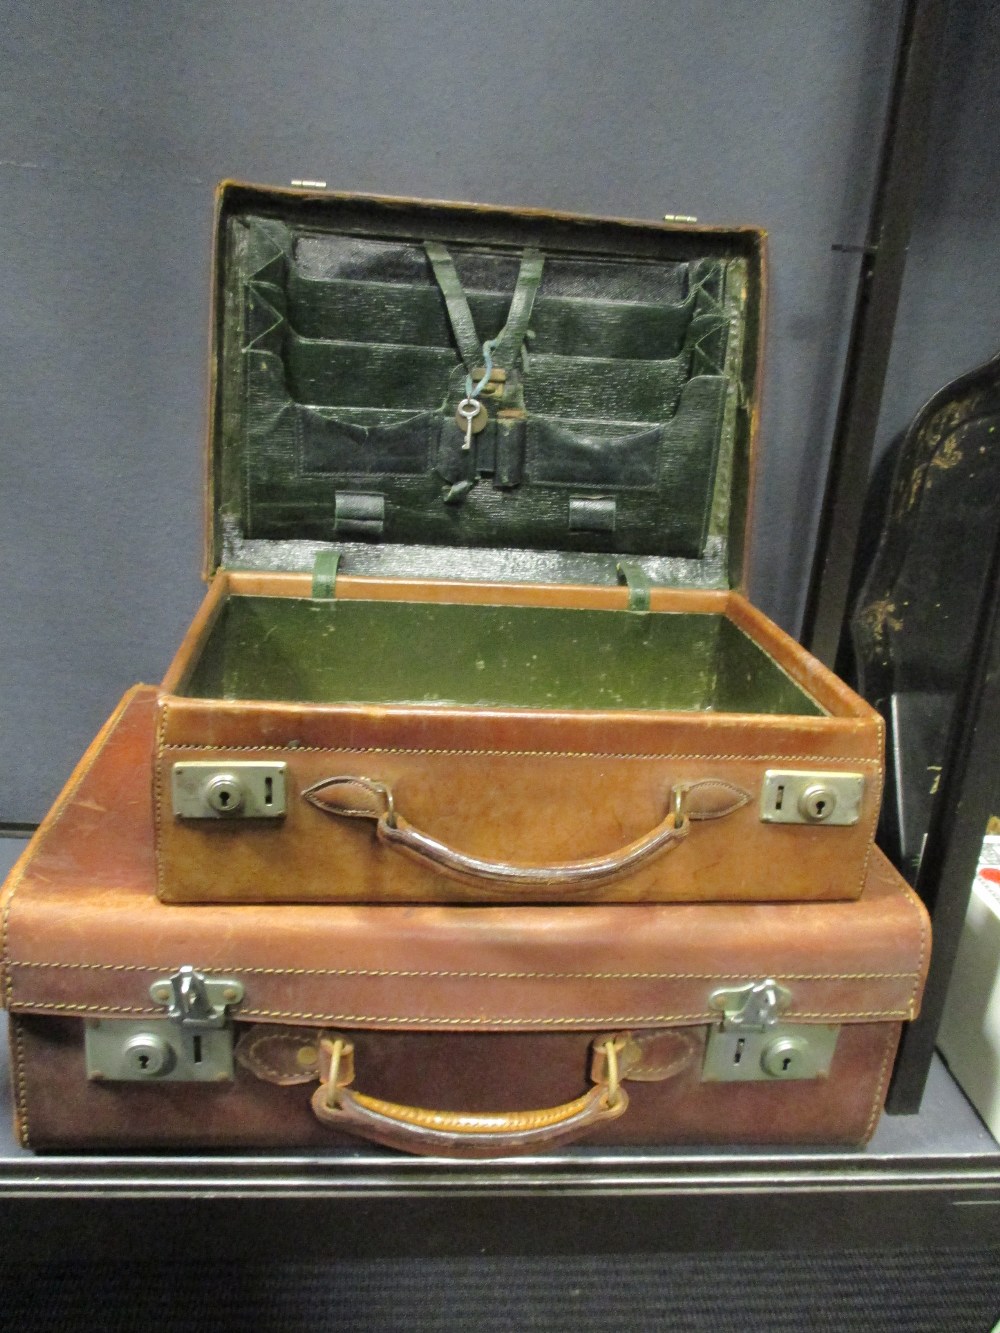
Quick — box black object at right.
[851,350,1000,879]
[849,348,1000,1113]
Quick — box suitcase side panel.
[11,1016,900,1153]
[154,715,884,905]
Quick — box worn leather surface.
[11,1015,903,1153]
[156,583,884,905]
[299,775,751,892]
[0,688,926,1151]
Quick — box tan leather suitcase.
[152,183,884,907]
[2,690,928,1155]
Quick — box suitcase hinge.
[702,979,840,1083]
[84,968,245,1083]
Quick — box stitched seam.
[243,1044,312,1083]
[154,701,168,899]
[2,690,136,1012]
[856,711,886,898]
[862,1023,899,1141]
[12,1017,30,1150]
[6,961,920,982]
[161,741,881,763]
[899,877,930,1016]
[10,1002,911,1023]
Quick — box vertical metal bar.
[801,0,949,663]
[886,522,1000,1112]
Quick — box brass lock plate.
[172,761,287,819]
[702,1022,840,1083]
[84,1019,236,1082]
[759,770,864,826]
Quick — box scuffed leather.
[0,689,928,1154]
[156,584,885,906]
[2,691,927,1031]
[12,1015,905,1152]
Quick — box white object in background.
[938,834,1000,1142]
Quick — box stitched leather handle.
[310,1037,629,1158]
[302,776,749,894]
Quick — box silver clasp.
[708,979,792,1033]
[150,966,244,1031]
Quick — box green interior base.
[182,596,823,715]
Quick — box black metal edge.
[0,824,37,839]
[802,0,950,663]
[0,1155,998,1261]
[885,482,1000,1112]
[0,1149,997,1193]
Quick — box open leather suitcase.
[154,184,884,907]
[1,690,929,1155]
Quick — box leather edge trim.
[154,699,169,901]
[1,1003,918,1026]
[861,1021,901,1143]
[8,961,922,981]
[855,710,887,902]
[11,1016,30,1150]
[160,739,884,763]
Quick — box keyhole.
[733,1037,745,1066]
[782,1055,792,1072]
[814,799,826,816]
[219,791,230,807]
[138,1053,149,1070]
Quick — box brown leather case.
[153,184,885,908]
[2,690,928,1155]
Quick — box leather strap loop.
[302,776,749,895]
[310,1036,629,1158]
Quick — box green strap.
[491,248,544,370]
[424,241,483,371]
[312,549,341,599]
[616,561,652,614]
[425,242,545,376]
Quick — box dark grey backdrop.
[2,0,998,824]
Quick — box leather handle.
[302,777,749,895]
[310,1037,629,1158]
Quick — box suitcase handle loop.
[310,1035,630,1157]
[302,776,750,895]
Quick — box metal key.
[456,396,484,451]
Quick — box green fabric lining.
[220,211,751,569]
[287,272,700,360]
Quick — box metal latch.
[702,979,840,1083]
[760,770,864,826]
[84,967,245,1083]
[172,761,287,819]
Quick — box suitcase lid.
[207,183,765,593]
[1,689,928,1031]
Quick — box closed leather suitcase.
[153,183,884,907]
[2,689,928,1155]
